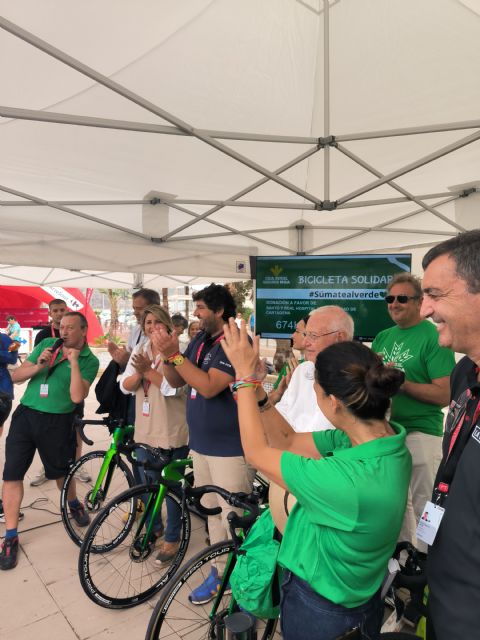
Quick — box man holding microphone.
[0,312,99,570]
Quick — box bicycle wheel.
[146,540,280,640]
[380,634,421,639]
[61,450,135,547]
[79,483,191,609]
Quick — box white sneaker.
[75,468,92,483]
[30,469,48,487]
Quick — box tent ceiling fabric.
[1,0,480,286]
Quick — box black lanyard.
[435,388,480,503]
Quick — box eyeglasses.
[302,330,338,341]
[384,295,419,304]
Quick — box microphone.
[50,337,64,352]
[39,337,64,364]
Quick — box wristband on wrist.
[165,351,185,367]
[232,375,262,392]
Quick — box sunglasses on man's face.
[385,295,418,304]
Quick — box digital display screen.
[253,254,412,341]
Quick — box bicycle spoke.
[79,484,190,608]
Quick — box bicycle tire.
[79,483,191,609]
[146,540,280,640]
[60,449,135,547]
[379,634,421,639]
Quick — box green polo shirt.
[21,338,99,414]
[279,422,411,607]
[372,320,455,436]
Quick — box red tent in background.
[0,286,103,344]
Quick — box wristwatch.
[167,352,185,367]
[257,393,269,407]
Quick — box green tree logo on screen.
[270,265,283,277]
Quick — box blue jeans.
[280,571,383,640]
[133,445,189,542]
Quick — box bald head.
[303,306,354,362]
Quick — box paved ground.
[0,381,208,640]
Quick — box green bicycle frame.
[88,424,135,504]
[135,457,193,551]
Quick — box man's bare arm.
[164,360,232,398]
[11,347,52,383]
[255,389,320,457]
[402,375,450,406]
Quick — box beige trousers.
[191,450,255,572]
[399,431,443,553]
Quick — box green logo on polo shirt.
[380,342,414,372]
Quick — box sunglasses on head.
[385,295,418,304]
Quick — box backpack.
[94,360,129,420]
[230,506,283,619]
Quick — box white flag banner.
[41,287,84,311]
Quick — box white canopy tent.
[1,0,480,287]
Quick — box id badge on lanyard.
[417,395,480,545]
[141,353,160,415]
[416,502,445,545]
[142,398,150,416]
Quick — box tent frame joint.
[318,135,337,149]
[319,200,337,211]
[460,188,477,198]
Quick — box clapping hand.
[221,318,260,379]
[131,352,152,374]
[151,325,179,358]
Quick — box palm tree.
[99,288,123,338]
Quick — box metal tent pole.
[0,17,322,206]
[166,201,294,254]
[160,146,319,241]
[336,143,465,231]
[337,118,480,142]
[0,184,152,241]
[0,191,462,209]
[336,131,480,206]
[323,0,331,202]
[0,105,318,145]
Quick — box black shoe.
[70,504,90,527]
[0,536,19,570]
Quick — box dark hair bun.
[316,341,404,421]
[364,362,404,400]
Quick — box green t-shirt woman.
[221,325,411,640]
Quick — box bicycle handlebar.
[185,485,260,528]
[73,415,126,446]
[118,442,175,471]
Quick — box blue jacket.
[0,333,17,397]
